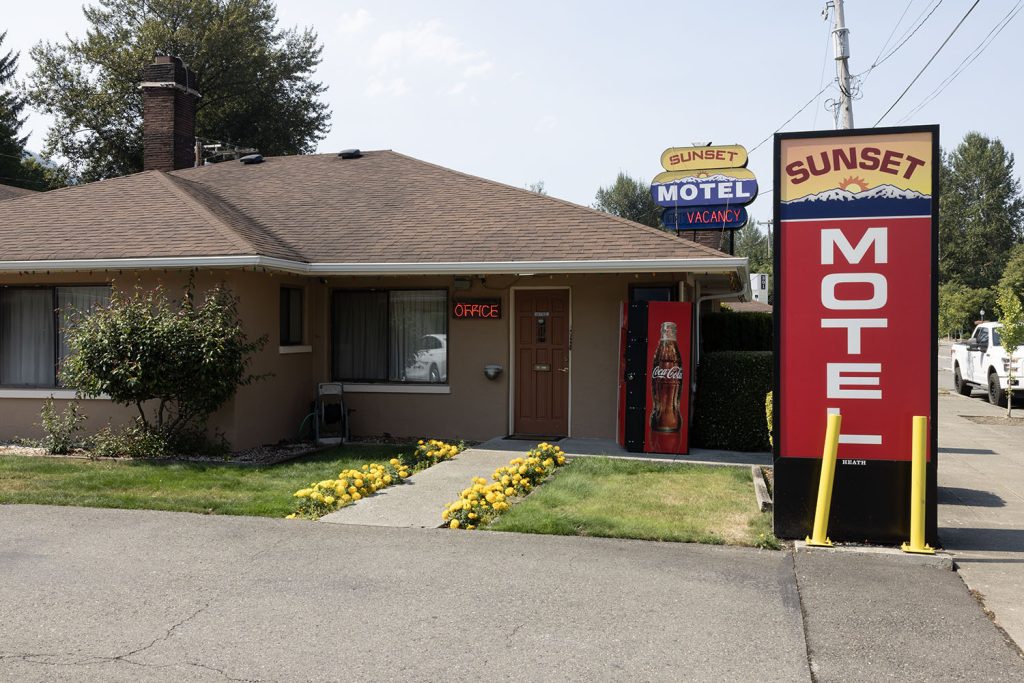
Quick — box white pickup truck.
[950,322,1024,406]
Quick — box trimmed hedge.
[691,351,772,452]
[701,312,772,352]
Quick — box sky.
[3,0,1022,221]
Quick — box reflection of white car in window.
[403,334,447,383]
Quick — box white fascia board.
[0,255,748,285]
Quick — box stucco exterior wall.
[0,269,684,450]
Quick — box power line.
[748,80,836,155]
[896,1,1023,124]
[873,0,980,126]
[871,0,918,67]
[869,0,944,71]
[811,15,834,129]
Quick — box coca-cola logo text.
[652,366,683,380]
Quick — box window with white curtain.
[0,285,111,387]
[332,289,447,383]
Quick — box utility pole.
[828,0,855,128]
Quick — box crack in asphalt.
[0,602,267,681]
[785,549,818,683]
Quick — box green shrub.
[691,351,772,452]
[92,422,170,459]
[89,422,230,459]
[60,279,266,451]
[39,398,87,455]
[765,391,774,447]
[701,311,772,352]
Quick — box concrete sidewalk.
[477,435,772,466]
[322,438,770,529]
[2,505,1021,682]
[937,349,1024,648]
[320,448,512,528]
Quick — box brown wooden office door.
[514,289,570,437]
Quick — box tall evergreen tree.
[939,132,1024,289]
[733,217,772,274]
[593,172,662,229]
[27,0,332,182]
[0,31,33,190]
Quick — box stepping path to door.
[320,448,514,528]
[321,438,771,529]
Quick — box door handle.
[557,367,569,373]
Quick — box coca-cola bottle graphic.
[650,322,683,451]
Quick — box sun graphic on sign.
[839,175,870,193]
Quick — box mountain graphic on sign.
[781,183,931,219]
[657,173,740,185]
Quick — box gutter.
[0,255,750,277]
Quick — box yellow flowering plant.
[443,443,568,530]
[287,439,463,520]
[401,438,465,471]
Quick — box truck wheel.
[988,372,1007,407]
[953,365,972,396]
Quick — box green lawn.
[488,457,779,548]
[0,444,406,517]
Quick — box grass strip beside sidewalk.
[0,445,404,517]
[488,457,778,548]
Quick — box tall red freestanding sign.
[621,301,693,455]
[773,126,939,544]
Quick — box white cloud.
[338,8,371,34]
[462,61,493,78]
[367,19,493,93]
[365,78,409,98]
[534,115,558,132]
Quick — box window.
[280,287,304,346]
[332,289,447,383]
[631,285,675,302]
[0,285,111,387]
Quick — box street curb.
[794,540,954,570]
[752,465,773,512]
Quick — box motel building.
[0,57,751,450]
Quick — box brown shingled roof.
[1,150,737,268]
[0,184,36,202]
[174,151,731,264]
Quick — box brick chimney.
[141,55,200,172]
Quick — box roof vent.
[338,149,363,159]
[239,154,263,164]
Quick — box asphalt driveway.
[1,505,1021,682]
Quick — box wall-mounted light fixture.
[483,364,503,380]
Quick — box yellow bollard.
[901,416,934,554]
[806,412,842,547]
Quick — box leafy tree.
[996,287,1024,417]
[593,172,662,229]
[939,132,1024,289]
[999,244,1024,297]
[938,281,994,339]
[61,281,267,448]
[733,217,772,274]
[27,0,331,182]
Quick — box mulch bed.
[0,441,325,467]
[960,415,1024,427]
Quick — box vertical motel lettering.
[821,227,888,446]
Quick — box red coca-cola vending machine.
[619,301,693,454]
